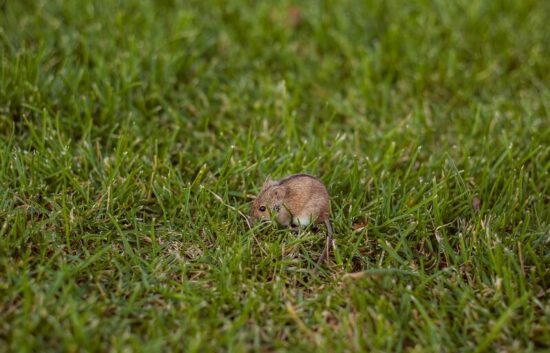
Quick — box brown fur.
[250,174,330,226]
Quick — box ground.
[1,0,549,352]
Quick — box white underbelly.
[292,215,312,227]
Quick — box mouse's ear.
[260,176,277,191]
[270,185,287,200]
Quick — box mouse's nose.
[248,216,262,224]
[248,217,270,227]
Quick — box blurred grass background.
[1,0,549,352]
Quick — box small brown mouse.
[249,174,334,262]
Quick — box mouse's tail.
[317,219,334,264]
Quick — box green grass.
[1,0,550,352]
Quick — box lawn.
[1,0,549,352]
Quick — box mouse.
[249,173,334,263]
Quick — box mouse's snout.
[247,210,273,228]
[247,215,256,226]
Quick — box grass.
[1,0,549,352]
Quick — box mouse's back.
[279,174,330,225]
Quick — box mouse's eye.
[259,206,266,212]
